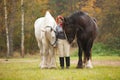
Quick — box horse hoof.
[85,60,93,69]
[40,65,48,69]
[48,66,56,69]
[85,63,93,68]
[76,66,83,69]
[85,65,93,69]
[40,67,48,69]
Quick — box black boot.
[65,57,70,69]
[59,57,64,69]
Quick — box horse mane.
[44,11,57,30]
[68,11,87,19]
[64,11,88,28]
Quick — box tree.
[98,0,120,49]
[7,0,17,56]
[21,0,24,57]
[4,0,10,58]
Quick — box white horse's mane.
[44,11,57,30]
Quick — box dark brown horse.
[63,11,98,68]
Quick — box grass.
[0,56,120,80]
[0,43,120,80]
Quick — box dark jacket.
[56,25,66,39]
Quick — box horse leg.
[40,46,48,69]
[76,40,83,68]
[84,39,93,68]
[37,40,43,68]
[37,39,42,56]
[83,53,87,67]
[48,48,56,69]
[46,50,50,68]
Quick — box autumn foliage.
[0,0,120,56]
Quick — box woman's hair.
[56,15,64,24]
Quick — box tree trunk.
[21,0,24,57]
[8,0,16,56]
[4,0,10,58]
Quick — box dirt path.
[71,60,120,66]
[0,59,39,63]
[0,59,120,66]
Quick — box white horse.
[34,11,57,69]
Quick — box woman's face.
[58,18,63,24]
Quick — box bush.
[106,37,120,49]
[71,43,120,57]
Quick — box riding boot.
[59,57,64,69]
[65,57,70,69]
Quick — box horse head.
[41,26,57,47]
[63,17,77,44]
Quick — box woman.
[56,15,70,69]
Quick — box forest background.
[0,0,120,57]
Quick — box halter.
[45,26,57,47]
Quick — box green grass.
[0,56,120,80]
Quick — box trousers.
[57,39,70,57]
